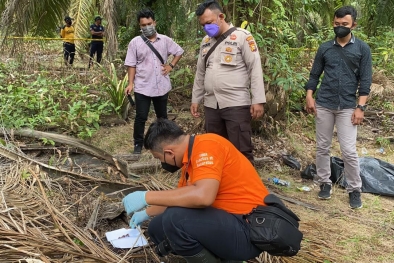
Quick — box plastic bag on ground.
[330,156,347,187]
[300,164,316,180]
[359,157,394,197]
[282,155,301,170]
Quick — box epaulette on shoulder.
[235,27,250,35]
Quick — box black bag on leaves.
[330,157,347,187]
[246,194,303,257]
[330,156,344,182]
[282,155,301,170]
[359,157,394,197]
[300,164,316,180]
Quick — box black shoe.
[133,144,142,154]
[318,183,332,199]
[349,191,362,209]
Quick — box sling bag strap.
[204,27,238,67]
[140,35,165,65]
[184,134,196,182]
[333,45,360,77]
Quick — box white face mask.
[141,25,156,37]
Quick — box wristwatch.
[356,104,367,111]
[169,63,175,69]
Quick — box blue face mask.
[204,23,220,37]
[203,16,221,37]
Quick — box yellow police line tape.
[4,36,389,56]
[6,36,104,41]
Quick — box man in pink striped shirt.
[124,9,184,154]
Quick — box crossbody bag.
[245,194,303,257]
[141,35,165,64]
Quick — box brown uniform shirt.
[192,26,266,109]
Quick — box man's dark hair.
[137,9,155,23]
[334,6,357,22]
[144,118,186,152]
[195,0,223,16]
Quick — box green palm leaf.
[0,0,69,39]
[69,0,97,51]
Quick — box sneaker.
[133,144,142,154]
[318,183,332,199]
[349,191,362,209]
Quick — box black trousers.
[63,42,75,65]
[148,206,262,260]
[204,105,254,163]
[89,42,103,65]
[133,92,168,146]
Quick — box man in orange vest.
[122,118,270,262]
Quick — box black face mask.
[161,162,181,173]
[161,152,181,173]
[334,26,351,38]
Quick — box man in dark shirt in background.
[89,16,105,68]
[304,6,372,209]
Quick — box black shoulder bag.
[204,27,238,67]
[245,194,303,257]
[141,35,165,64]
[334,45,360,77]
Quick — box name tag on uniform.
[224,41,237,46]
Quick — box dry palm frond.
[0,163,124,262]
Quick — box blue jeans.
[148,206,261,260]
[133,92,168,146]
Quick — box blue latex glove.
[130,210,150,228]
[122,191,148,215]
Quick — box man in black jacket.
[304,6,372,209]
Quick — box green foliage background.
[0,0,393,137]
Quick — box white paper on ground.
[105,227,148,249]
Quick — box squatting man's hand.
[122,191,149,228]
[130,210,150,228]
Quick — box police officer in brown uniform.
[191,0,266,164]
